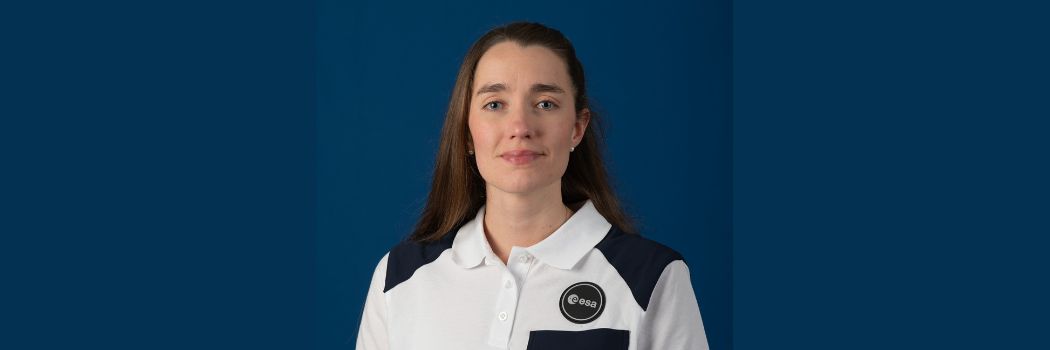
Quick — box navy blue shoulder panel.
[383,231,457,293]
[594,226,685,311]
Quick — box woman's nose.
[506,104,534,139]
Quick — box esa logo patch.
[559,282,606,324]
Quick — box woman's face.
[468,41,590,198]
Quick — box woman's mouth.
[500,150,542,165]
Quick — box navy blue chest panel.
[594,227,685,311]
[526,328,629,350]
[383,231,456,293]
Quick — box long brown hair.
[408,22,636,242]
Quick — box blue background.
[4,0,1048,349]
[734,1,1048,348]
[3,1,316,348]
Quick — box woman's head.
[469,40,587,198]
[410,22,635,242]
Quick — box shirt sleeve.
[636,259,710,350]
[356,253,390,350]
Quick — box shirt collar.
[449,206,497,269]
[450,199,612,270]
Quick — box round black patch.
[559,282,606,324]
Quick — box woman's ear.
[574,108,591,143]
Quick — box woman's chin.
[488,178,558,197]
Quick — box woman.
[356,22,708,350]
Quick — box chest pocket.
[526,328,629,350]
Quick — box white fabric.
[356,200,709,350]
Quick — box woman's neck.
[482,184,573,265]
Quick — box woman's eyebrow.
[531,83,566,94]
[475,83,506,96]
[475,83,566,96]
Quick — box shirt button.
[519,255,530,263]
[504,280,512,289]
[498,312,508,321]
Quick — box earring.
[570,146,575,152]
[468,149,474,155]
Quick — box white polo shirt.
[355,199,709,350]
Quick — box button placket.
[487,267,520,348]
[497,271,518,323]
[487,248,536,348]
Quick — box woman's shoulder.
[594,227,689,310]
[595,226,686,266]
[378,231,458,293]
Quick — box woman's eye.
[537,100,558,110]
[483,101,502,110]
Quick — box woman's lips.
[501,150,542,165]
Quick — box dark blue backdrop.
[316,1,732,349]
[733,1,1049,348]
[4,1,316,348]
[6,0,1048,349]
